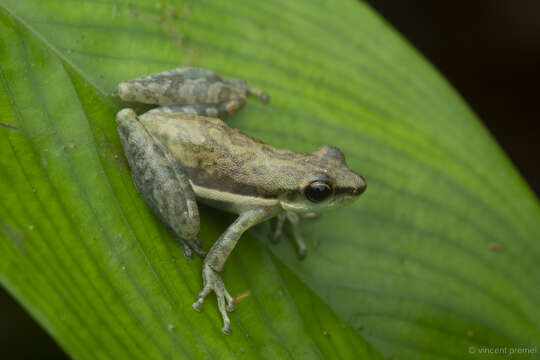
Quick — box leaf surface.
[1,1,539,359]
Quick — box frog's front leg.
[192,206,281,334]
[272,212,319,259]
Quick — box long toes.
[181,244,194,259]
[223,289,235,312]
[191,238,207,258]
[216,294,232,334]
[217,294,226,314]
[198,285,212,299]
[192,285,212,311]
[193,247,207,258]
[199,249,208,258]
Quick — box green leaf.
[1,1,538,359]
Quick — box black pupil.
[305,181,332,202]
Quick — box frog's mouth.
[333,193,364,208]
[280,194,360,213]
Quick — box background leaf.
[1,0,539,359]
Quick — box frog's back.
[139,113,311,201]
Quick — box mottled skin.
[115,67,367,334]
[118,67,268,119]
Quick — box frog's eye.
[304,181,333,202]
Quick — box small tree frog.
[116,67,367,334]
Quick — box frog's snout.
[352,175,367,196]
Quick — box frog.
[115,67,367,334]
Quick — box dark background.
[368,0,540,195]
[2,1,539,358]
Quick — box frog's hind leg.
[223,78,270,103]
[126,67,219,82]
[147,100,245,120]
[116,108,202,258]
[117,67,223,106]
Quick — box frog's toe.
[191,240,207,258]
[285,211,309,260]
[211,272,235,314]
[192,284,212,311]
[176,236,206,259]
[223,287,235,312]
[247,86,270,103]
[294,233,308,260]
[216,292,233,335]
[222,322,232,335]
[298,245,308,260]
[271,230,282,244]
[271,212,287,244]
[192,300,203,312]
[192,300,202,312]
[180,242,194,260]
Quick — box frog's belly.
[191,183,280,214]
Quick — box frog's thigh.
[147,99,245,120]
[116,109,200,248]
[118,67,221,105]
[119,67,219,88]
[130,67,219,82]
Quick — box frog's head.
[279,145,367,213]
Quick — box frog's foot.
[192,264,235,335]
[272,212,309,259]
[180,241,194,259]
[191,237,207,257]
[178,238,207,259]
[247,86,270,103]
[222,78,269,103]
[190,241,207,258]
